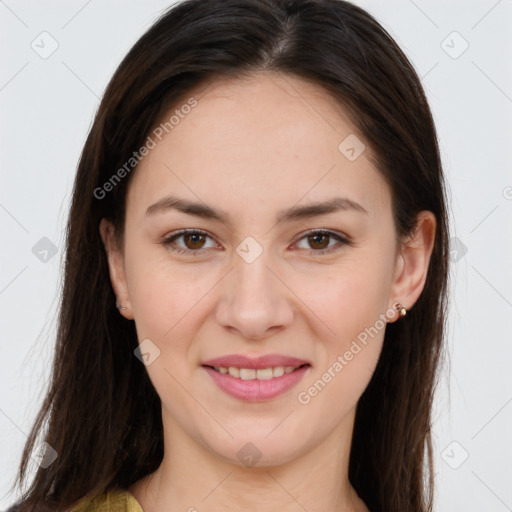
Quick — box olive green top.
[70,489,143,512]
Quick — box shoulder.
[2,489,142,512]
[70,489,143,512]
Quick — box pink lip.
[202,354,310,369]
[203,365,309,402]
[201,354,311,402]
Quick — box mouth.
[202,363,310,381]
[201,358,311,401]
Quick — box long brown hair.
[9,1,449,511]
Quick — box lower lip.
[203,365,310,402]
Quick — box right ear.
[99,218,134,320]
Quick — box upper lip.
[202,354,310,369]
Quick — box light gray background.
[1,1,511,510]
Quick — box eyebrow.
[145,195,368,224]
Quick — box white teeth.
[213,365,304,380]
[256,368,274,380]
[240,368,256,380]
[228,367,240,378]
[272,366,284,377]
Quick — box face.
[101,71,431,467]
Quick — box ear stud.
[395,303,407,318]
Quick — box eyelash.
[160,228,351,257]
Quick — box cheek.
[303,252,393,340]
[125,246,211,338]
[321,278,387,382]
[296,271,390,420]
[125,259,210,420]
[125,254,228,395]
[297,333,384,426]
[295,249,394,403]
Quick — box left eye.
[292,230,349,253]
[161,229,349,256]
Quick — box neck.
[129,407,368,512]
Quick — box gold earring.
[395,303,407,318]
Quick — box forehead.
[126,71,390,222]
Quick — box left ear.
[388,210,436,321]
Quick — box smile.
[202,363,310,401]
[209,365,306,380]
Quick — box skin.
[100,70,436,512]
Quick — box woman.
[8,0,449,510]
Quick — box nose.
[214,246,295,341]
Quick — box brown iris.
[183,232,207,250]
[307,233,330,250]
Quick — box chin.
[202,427,313,469]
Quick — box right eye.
[161,229,220,256]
